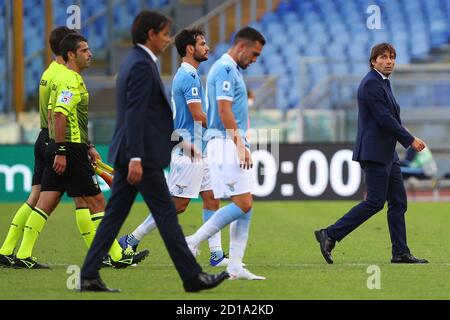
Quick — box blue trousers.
[327,161,410,256]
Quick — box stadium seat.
[12,0,173,104]
[2,0,450,112]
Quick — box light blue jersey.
[171,62,205,150]
[205,53,249,146]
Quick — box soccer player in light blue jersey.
[186,27,266,280]
[118,28,231,267]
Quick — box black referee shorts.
[41,140,101,198]
[32,128,49,186]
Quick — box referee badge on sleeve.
[58,90,74,104]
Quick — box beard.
[194,53,208,63]
[237,61,248,70]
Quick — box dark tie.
[384,78,400,116]
[385,78,392,91]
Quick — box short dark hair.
[131,10,172,45]
[175,28,205,57]
[49,26,76,56]
[369,43,396,68]
[233,26,266,46]
[60,33,88,62]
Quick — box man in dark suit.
[80,10,228,292]
[315,43,428,264]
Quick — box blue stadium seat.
[248,0,450,107]
[0,4,5,112]
[7,0,450,111]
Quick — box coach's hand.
[88,147,102,163]
[411,137,426,152]
[128,160,143,185]
[53,155,66,175]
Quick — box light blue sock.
[210,250,224,260]
[132,213,157,240]
[202,209,215,222]
[203,209,223,254]
[190,203,245,245]
[229,209,253,261]
[127,234,140,246]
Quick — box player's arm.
[218,100,252,169]
[47,103,52,131]
[53,81,80,175]
[184,76,207,128]
[53,111,67,175]
[87,143,101,163]
[178,137,202,162]
[187,102,207,128]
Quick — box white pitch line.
[43,262,450,267]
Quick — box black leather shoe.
[80,278,120,292]
[183,271,229,293]
[391,253,429,264]
[314,229,335,264]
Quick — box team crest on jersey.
[176,184,188,194]
[191,87,199,96]
[58,90,73,104]
[226,182,237,192]
[222,81,231,92]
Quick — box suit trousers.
[327,160,410,256]
[80,164,202,281]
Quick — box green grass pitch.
[0,201,449,300]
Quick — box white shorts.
[168,152,211,198]
[206,138,254,199]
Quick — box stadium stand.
[1,0,450,113]
[204,0,450,110]
[0,4,6,112]
[0,0,171,112]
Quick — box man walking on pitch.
[315,43,429,264]
[0,26,75,268]
[185,26,266,280]
[80,11,228,292]
[118,27,231,267]
[10,33,148,269]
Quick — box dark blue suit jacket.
[108,46,174,169]
[353,69,414,165]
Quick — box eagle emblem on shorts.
[176,184,187,194]
[226,182,237,192]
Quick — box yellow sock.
[75,208,96,248]
[91,212,123,261]
[15,207,48,259]
[0,203,33,255]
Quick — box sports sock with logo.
[15,207,48,259]
[91,211,124,261]
[75,208,96,248]
[0,203,33,255]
